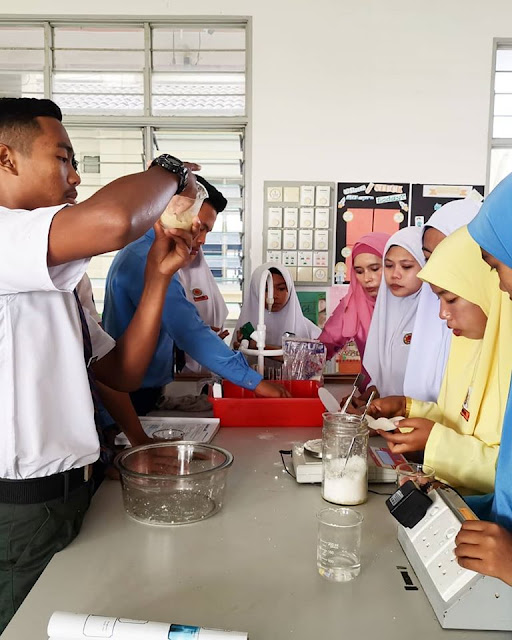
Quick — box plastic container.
[114,442,233,526]
[159,181,208,230]
[209,380,324,427]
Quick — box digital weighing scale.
[397,485,512,631]
[291,437,406,484]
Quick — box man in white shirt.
[0,97,200,632]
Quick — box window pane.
[54,26,144,50]
[152,72,244,115]
[154,129,244,315]
[497,48,512,72]
[0,49,44,70]
[152,27,245,51]
[0,26,44,48]
[0,72,43,98]
[495,72,512,93]
[493,116,512,138]
[67,127,145,313]
[494,94,512,116]
[489,148,512,191]
[54,49,144,71]
[153,49,244,73]
[53,72,144,115]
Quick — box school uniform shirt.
[363,226,425,397]
[0,204,115,479]
[408,227,512,495]
[232,262,321,345]
[102,229,262,390]
[76,273,102,324]
[403,199,480,402]
[178,248,229,375]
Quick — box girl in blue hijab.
[454,174,512,585]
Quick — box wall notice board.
[334,181,410,284]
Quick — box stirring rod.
[340,372,364,414]
[342,390,376,475]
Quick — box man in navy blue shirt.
[103,176,288,414]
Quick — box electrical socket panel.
[283,251,297,267]
[401,490,477,602]
[266,251,281,264]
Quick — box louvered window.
[0,19,247,317]
[489,43,512,190]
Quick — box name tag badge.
[460,386,472,421]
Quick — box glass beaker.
[317,507,363,582]
[321,412,369,505]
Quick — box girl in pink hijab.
[319,232,390,383]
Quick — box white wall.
[3,0,512,269]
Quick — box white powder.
[322,455,367,505]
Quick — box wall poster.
[334,181,410,284]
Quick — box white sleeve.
[84,308,116,361]
[0,205,89,295]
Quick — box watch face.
[159,154,183,171]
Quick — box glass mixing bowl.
[115,442,233,526]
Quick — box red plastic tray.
[209,380,325,427]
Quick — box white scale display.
[264,181,334,285]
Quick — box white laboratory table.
[3,426,509,640]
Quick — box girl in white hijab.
[179,248,229,374]
[233,263,321,350]
[403,199,481,401]
[363,226,425,398]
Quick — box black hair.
[196,175,228,213]
[269,267,284,276]
[0,98,62,154]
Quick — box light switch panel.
[282,229,297,250]
[314,230,329,251]
[300,208,314,228]
[284,207,298,228]
[315,208,330,229]
[267,229,281,250]
[299,229,313,250]
[300,186,315,206]
[268,207,282,228]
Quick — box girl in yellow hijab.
[371,226,512,494]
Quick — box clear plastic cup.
[317,507,363,582]
[152,428,185,443]
[160,181,208,230]
[396,462,435,488]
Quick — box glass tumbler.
[322,412,369,505]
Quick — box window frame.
[0,15,253,321]
[487,38,512,193]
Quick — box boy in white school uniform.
[0,97,200,632]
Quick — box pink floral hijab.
[320,232,390,361]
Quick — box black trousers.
[0,481,92,633]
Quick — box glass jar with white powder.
[321,413,369,505]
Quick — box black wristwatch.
[150,154,188,194]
